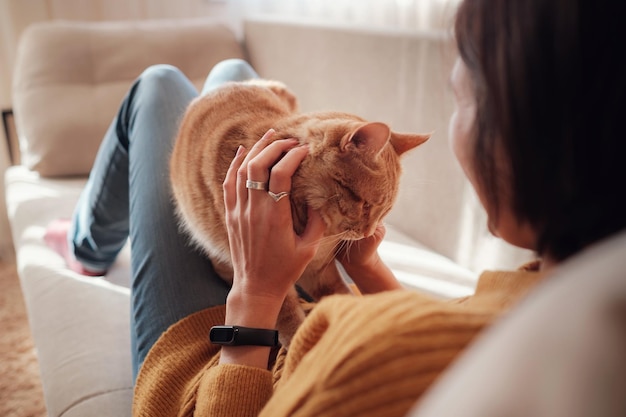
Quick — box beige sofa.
[5,17,533,416]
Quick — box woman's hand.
[224,129,327,301]
[338,223,387,268]
[338,223,403,294]
[220,129,326,367]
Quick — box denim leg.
[123,65,236,380]
[69,61,262,381]
[129,62,261,378]
[69,59,260,270]
[200,58,260,95]
[69,117,131,271]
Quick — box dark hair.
[454,0,626,261]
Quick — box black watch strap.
[210,325,279,347]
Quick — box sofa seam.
[58,386,134,417]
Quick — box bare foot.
[44,219,106,276]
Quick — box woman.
[45,0,626,415]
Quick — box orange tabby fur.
[170,79,429,346]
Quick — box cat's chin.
[340,231,366,241]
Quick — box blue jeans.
[68,59,260,381]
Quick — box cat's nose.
[363,224,377,238]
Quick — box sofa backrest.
[12,19,244,177]
[11,16,533,271]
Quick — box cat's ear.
[390,132,431,156]
[342,122,391,156]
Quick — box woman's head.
[451,0,626,262]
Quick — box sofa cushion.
[12,19,245,177]
[380,226,476,298]
[4,165,132,417]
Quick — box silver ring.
[268,191,290,202]
[246,180,268,191]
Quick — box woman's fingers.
[246,138,301,206]
[267,144,308,202]
[236,128,275,204]
[226,129,303,210]
[241,128,276,165]
[223,128,327,300]
[224,145,248,210]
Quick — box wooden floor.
[0,257,47,417]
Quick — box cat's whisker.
[331,232,359,262]
[303,231,346,252]
[332,239,347,257]
[323,231,349,246]
[336,239,359,264]
[307,231,350,265]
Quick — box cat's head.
[288,113,430,240]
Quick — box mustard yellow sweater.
[133,266,543,417]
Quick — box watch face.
[210,326,235,343]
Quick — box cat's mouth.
[333,226,370,241]
[322,215,375,241]
[346,221,379,240]
[342,232,364,240]
[324,225,362,241]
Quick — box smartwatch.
[210,325,279,347]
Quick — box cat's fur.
[170,79,429,346]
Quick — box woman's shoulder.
[293,270,545,360]
[321,288,436,309]
[291,289,479,360]
[306,289,440,327]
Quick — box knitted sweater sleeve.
[133,270,540,417]
[260,285,527,417]
[135,292,475,417]
[133,305,275,417]
[134,292,454,417]
[194,364,274,416]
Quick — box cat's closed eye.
[333,181,363,211]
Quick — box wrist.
[340,253,383,276]
[342,255,402,294]
[210,325,278,347]
[225,288,284,329]
[220,289,284,368]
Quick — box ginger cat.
[170,79,429,346]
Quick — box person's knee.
[121,64,195,148]
[212,59,257,81]
[139,64,188,90]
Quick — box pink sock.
[44,219,106,276]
